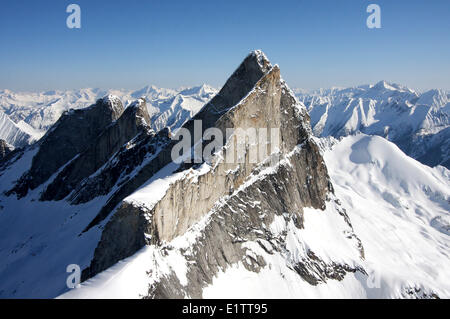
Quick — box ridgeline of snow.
[323,134,449,298]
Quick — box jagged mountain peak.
[0,110,37,148]
[178,84,216,96]
[125,97,151,127]
[370,80,416,94]
[0,51,448,299]
[9,96,125,198]
[372,80,396,90]
[250,49,272,71]
[78,51,358,296]
[96,95,124,118]
[131,85,177,100]
[416,88,449,109]
[40,97,155,202]
[188,50,275,129]
[298,80,449,169]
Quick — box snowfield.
[323,134,450,298]
[59,134,450,299]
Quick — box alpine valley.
[0,51,448,299]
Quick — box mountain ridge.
[0,54,448,299]
[297,80,450,168]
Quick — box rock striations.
[80,51,365,297]
[0,51,447,299]
[9,96,124,198]
[0,51,368,299]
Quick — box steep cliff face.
[40,98,152,201]
[1,50,446,299]
[9,96,124,198]
[146,149,361,298]
[69,128,171,205]
[81,51,276,232]
[82,51,365,297]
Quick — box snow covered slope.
[0,52,448,299]
[297,81,450,168]
[150,85,216,132]
[322,134,449,298]
[59,134,449,299]
[0,110,41,147]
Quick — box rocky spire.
[82,50,277,231]
[40,97,152,201]
[9,96,124,198]
[187,50,272,130]
[81,51,362,294]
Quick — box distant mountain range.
[1,82,448,170]
[296,81,450,168]
[0,52,448,299]
[0,85,217,148]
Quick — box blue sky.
[0,0,449,91]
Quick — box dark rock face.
[81,202,156,282]
[9,96,124,198]
[147,146,359,298]
[69,128,170,205]
[40,98,151,201]
[82,51,363,296]
[0,140,12,160]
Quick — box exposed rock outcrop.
[82,51,365,297]
[82,50,275,231]
[40,98,152,201]
[9,96,124,198]
[69,128,171,205]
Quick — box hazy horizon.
[1,0,449,92]
[1,78,448,95]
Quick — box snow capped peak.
[0,110,38,147]
[178,84,216,97]
[416,89,449,109]
[297,80,449,168]
[100,95,123,115]
[372,80,395,90]
[103,94,120,103]
[251,49,268,60]
[131,85,178,100]
[370,80,415,94]
[128,97,146,109]
[249,49,272,71]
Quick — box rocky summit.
[9,95,124,198]
[0,51,448,299]
[81,51,364,297]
